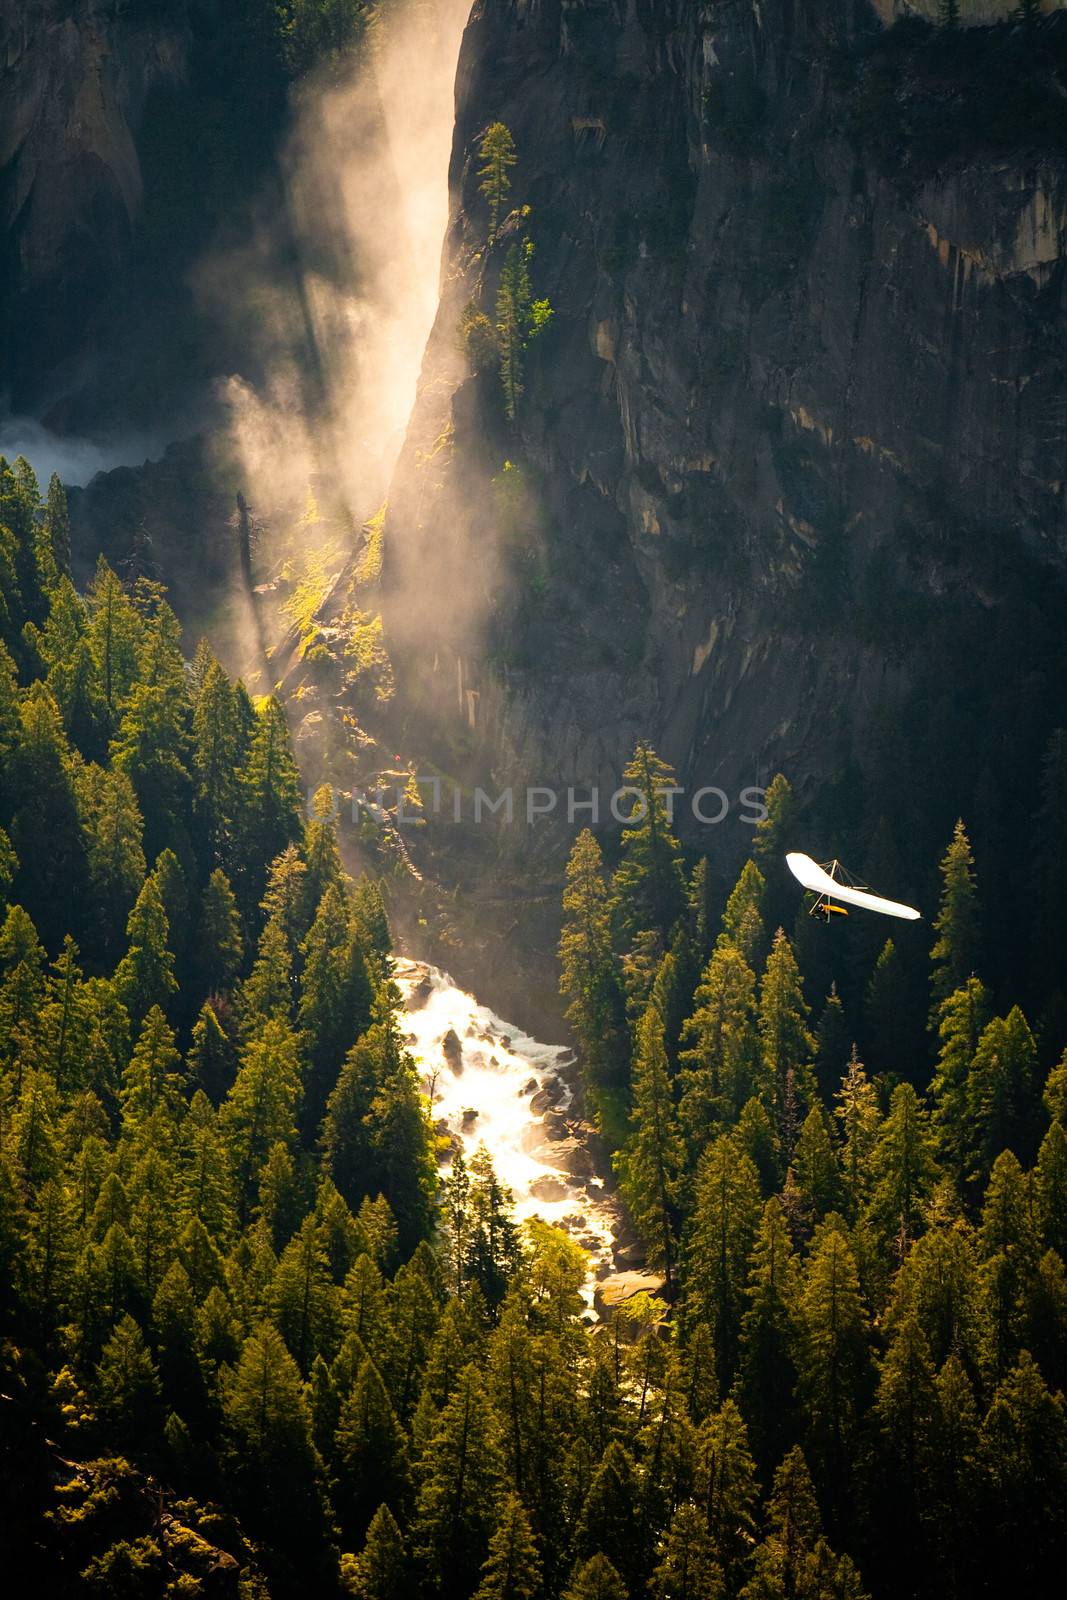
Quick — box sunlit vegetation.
[460,125,555,420]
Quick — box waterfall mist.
[199,0,472,531]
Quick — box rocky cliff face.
[0,0,190,406]
[383,0,1067,877]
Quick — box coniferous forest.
[0,448,1065,1599]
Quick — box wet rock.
[441,1028,463,1071]
[541,1109,569,1140]
[545,1137,595,1179]
[461,1107,479,1129]
[594,1271,669,1320]
[408,975,435,1010]
[520,1077,538,1096]
[530,1175,569,1202]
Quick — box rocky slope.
[381,0,1067,889]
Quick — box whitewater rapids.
[393,959,622,1299]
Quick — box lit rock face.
[382,0,1067,854]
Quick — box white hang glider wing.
[785,853,921,921]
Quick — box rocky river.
[394,959,660,1314]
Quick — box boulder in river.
[594,1271,669,1320]
[461,1106,479,1129]
[441,1028,463,1071]
[408,975,435,1010]
[530,1175,569,1202]
[545,1137,595,1179]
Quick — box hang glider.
[785,853,921,923]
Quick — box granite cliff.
[381,0,1067,905]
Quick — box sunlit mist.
[200,0,471,530]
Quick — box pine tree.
[813,986,850,1104]
[197,867,243,999]
[751,774,795,935]
[866,1083,938,1264]
[575,1440,643,1592]
[378,1262,439,1426]
[967,1005,1043,1181]
[559,829,628,1093]
[757,930,816,1152]
[240,695,303,904]
[978,1149,1039,1380]
[44,473,71,576]
[95,1313,162,1446]
[412,1366,505,1599]
[299,884,374,1139]
[304,785,344,916]
[323,1025,387,1209]
[336,1355,410,1535]
[929,1353,979,1593]
[462,1144,522,1312]
[114,874,176,1025]
[495,238,553,418]
[678,943,758,1156]
[684,1135,762,1390]
[41,934,93,1090]
[86,556,143,723]
[890,1208,980,1370]
[978,1353,1067,1592]
[342,1503,408,1600]
[365,1043,437,1259]
[795,1107,841,1223]
[930,821,980,1013]
[221,1018,302,1217]
[616,1005,684,1283]
[223,1321,328,1571]
[864,938,919,1081]
[833,1046,880,1221]
[120,1005,183,1125]
[870,1313,939,1570]
[694,1402,758,1594]
[735,1095,781,1195]
[473,1492,542,1600]
[192,652,241,866]
[736,1198,799,1468]
[929,977,990,1181]
[271,1213,340,1371]
[80,765,147,959]
[479,122,517,241]
[8,683,87,947]
[1036,1119,1067,1260]
[797,1219,871,1505]
[612,744,687,945]
[650,1501,723,1600]
[562,1555,629,1600]
[740,1445,820,1600]
[720,859,767,970]
[187,1001,236,1104]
